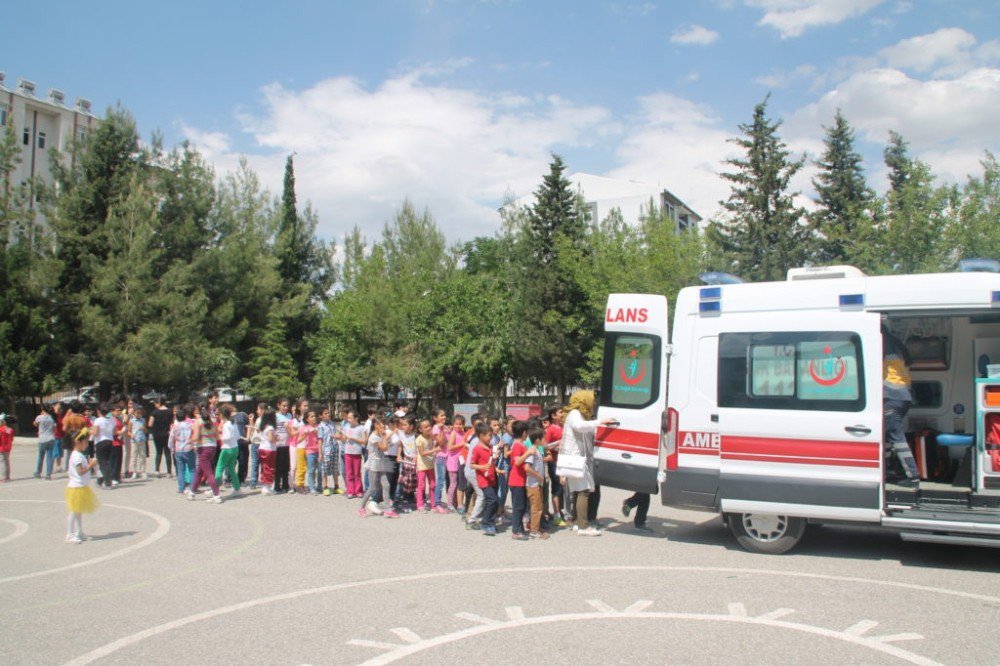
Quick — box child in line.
[0,414,13,482]
[358,417,399,518]
[258,410,277,496]
[507,420,531,541]
[446,415,466,513]
[469,422,499,536]
[190,404,222,504]
[216,405,241,496]
[318,408,341,496]
[169,406,195,497]
[396,416,418,510]
[129,406,148,480]
[341,409,367,498]
[525,425,550,539]
[415,419,437,512]
[301,411,321,495]
[66,432,99,543]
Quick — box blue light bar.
[839,294,864,309]
[699,301,721,314]
[700,287,721,300]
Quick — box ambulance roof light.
[700,271,743,285]
[786,265,866,281]
[958,258,1000,273]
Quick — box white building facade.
[0,72,99,239]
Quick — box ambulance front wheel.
[727,512,806,554]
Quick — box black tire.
[727,512,806,554]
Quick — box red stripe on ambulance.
[596,427,658,452]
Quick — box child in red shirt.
[469,423,499,536]
[507,420,531,541]
[0,415,13,481]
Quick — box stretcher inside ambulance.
[595,265,1000,554]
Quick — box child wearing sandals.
[66,433,99,543]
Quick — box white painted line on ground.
[62,564,1000,665]
[0,500,170,585]
[354,603,942,666]
[0,517,29,544]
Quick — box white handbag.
[555,452,587,479]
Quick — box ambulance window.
[719,332,865,412]
[600,333,661,409]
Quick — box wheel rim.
[741,513,788,542]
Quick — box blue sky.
[5,0,999,243]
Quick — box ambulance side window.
[718,332,865,412]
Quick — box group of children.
[40,395,576,542]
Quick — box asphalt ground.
[3,437,1000,665]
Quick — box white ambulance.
[595,265,1000,553]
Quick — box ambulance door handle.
[845,425,871,436]
[710,414,719,423]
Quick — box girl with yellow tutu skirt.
[66,428,99,544]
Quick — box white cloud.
[670,24,720,46]
[747,0,886,38]
[754,64,817,88]
[787,66,1000,188]
[182,71,616,242]
[878,27,978,76]
[609,94,736,221]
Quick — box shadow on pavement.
[90,530,137,541]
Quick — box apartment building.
[0,72,99,239]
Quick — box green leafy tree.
[943,152,1000,266]
[706,97,808,282]
[808,109,880,271]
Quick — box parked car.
[205,387,251,403]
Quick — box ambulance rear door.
[595,293,669,494]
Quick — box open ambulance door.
[595,293,669,494]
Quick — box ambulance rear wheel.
[727,512,805,554]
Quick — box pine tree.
[706,97,808,282]
[249,311,305,402]
[809,110,879,270]
[517,155,595,401]
[881,132,949,273]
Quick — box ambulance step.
[899,532,1000,548]
[882,514,1000,536]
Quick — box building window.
[76,126,87,143]
[38,131,46,149]
[23,128,30,145]
[0,105,8,126]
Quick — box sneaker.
[66,534,82,544]
[383,510,400,519]
[482,526,497,536]
[34,473,41,479]
[111,480,120,487]
[262,487,274,496]
[572,524,580,532]
[367,501,383,515]
[530,531,551,540]
[554,517,568,528]
[578,527,602,537]
[511,533,529,541]
[466,520,481,531]
[230,488,242,496]
[206,495,223,504]
[185,491,196,501]
[309,490,320,496]
[323,488,332,496]
[432,505,448,514]
[202,489,213,496]
[334,488,345,495]
[358,507,367,518]
[621,500,632,518]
